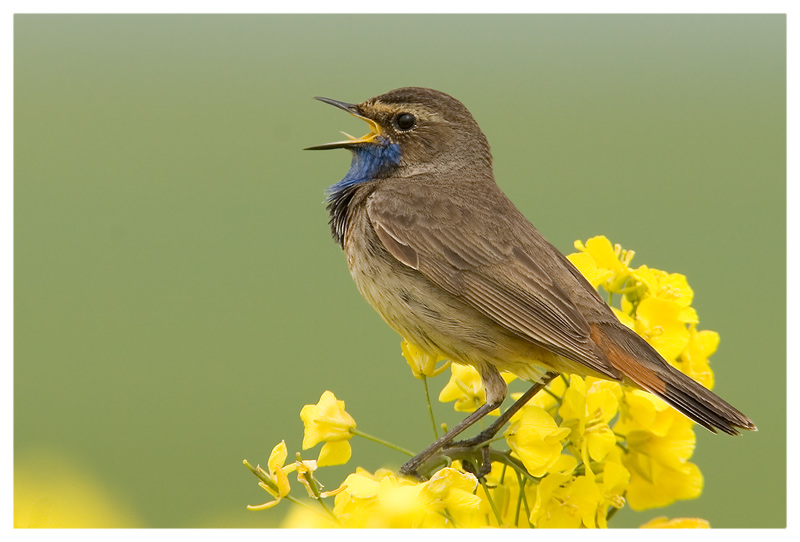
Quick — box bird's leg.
[399,397,503,479]
[446,371,559,449]
[478,445,492,478]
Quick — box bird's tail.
[589,323,757,435]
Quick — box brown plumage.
[307,87,755,475]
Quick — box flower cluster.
[244,236,720,528]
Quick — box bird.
[306,87,756,478]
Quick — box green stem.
[243,460,337,524]
[422,376,439,439]
[441,508,459,528]
[350,428,414,456]
[480,477,505,527]
[542,387,562,402]
[516,470,532,527]
[301,471,339,524]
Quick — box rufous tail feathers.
[589,323,756,435]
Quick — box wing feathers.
[373,221,419,269]
[366,187,619,380]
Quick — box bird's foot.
[454,445,493,479]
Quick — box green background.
[15,14,785,528]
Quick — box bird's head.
[306,87,492,177]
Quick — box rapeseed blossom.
[243,441,294,511]
[401,339,450,379]
[245,236,724,528]
[300,391,356,466]
[439,363,515,415]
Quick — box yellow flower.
[332,467,479,528]
[623,272,695,332]
[635,297,691,361]
[246,441,295,511]
[616,391,703,510]
[641,516,710,528]
[530,471,603,528]
[417,468,482,527]
[293,458,346,500]
[332,468,388,527]
[505,404,570,476]
[530,456,629,529]
[573,236,635,293]
[596,452,631,528]
[439,363,514,415]
[633,266,694,307]
[558,376,622,464]
[368,476,428,527]
[679,327,718,389]
[401,339,450,378]
[300,391,356,466]
[617,389,673,436]
[566,252,613,288]
[624,444,703,511]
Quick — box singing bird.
[307,87,755,477]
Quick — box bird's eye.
[395,113,416,131]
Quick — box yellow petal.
[267,441,288,473]
[612,306,636,329]
[587,426,617,462]
[567,252,614,288]
[548,453,579,474]
[247,495,282,511]
[558,376,587,421]
[506,406,568,476]
[679,306,699,324]
[636,298,690,361]
[583,236,624,271]
[626,457,703,510]
[568,475,604,528]
[274,465,291,498]
[318,441,352,467]
[338,472,380,499]
[438,363,495,414]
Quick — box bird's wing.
[366,183,620,380]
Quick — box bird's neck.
[326,143,401,246]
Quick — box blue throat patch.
[326,139,402,199]
[325,138,401,247]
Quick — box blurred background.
[14,14,785,528]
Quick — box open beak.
[304,97,383,150]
